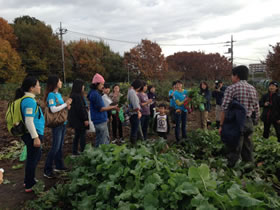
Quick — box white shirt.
[156,114,168,133]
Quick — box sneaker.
[44,173,56,179]
[119,138,125,143]
[111,138,118,144]
[23,178,38,187]
[25,188,33,193]
[54,167,69,172]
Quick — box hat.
[269,81,278,88]
[215,80,222,84]
[92,73,105,84]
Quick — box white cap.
[0,168,4,173]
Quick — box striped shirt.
[221,80,260,118]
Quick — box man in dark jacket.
[259,81,280,142]
[219,66,260,167]
[212,80,226,128]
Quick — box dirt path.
[0,99,216,209]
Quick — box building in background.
[249,63,266,73]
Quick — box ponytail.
[14,87,25,100]
[14,76,38,100]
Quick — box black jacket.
[212,86,227,106]
[259,92,280,123]
[68,93,88,129]
[221,99,246,147]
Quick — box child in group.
[109,84,123,142]
[68,79,89,156]
[199,81,211,130]
[169,81,177,125]
[259,81,280,142]
[153,103,170,139]
[102,83,113,137]
[173,80,188,142]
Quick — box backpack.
[5,96,39,136]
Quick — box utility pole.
[58,22,67,85]
[225,35,235,68]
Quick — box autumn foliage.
[266,43,280,81]
[167,51,232,81]
[124,40,168,80]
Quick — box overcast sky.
[1,0,280,65]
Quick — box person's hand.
[147,99,153,104]
[33,137,41,147]
[67,104,71,110]
[138,111,142,119]
[176,109,181,113]
[219,127,222,135]
[264,102,269,106]
[277,120,280,124]
[112,105,119,111]
[84,121,89,127]
[66,98,72,106]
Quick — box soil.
[0,99,216,209]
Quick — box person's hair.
[90,83,99,90]
[103,83,110,89]
[112,84,120,93]
[158,103,166,109]
[176,80,183,85]
[70,79,84,98]
[131,79,142,90]
[148,85,154,93]
[232,65,248,80]
[139,81,147,92]
[15,76,38,100]
[172,81,177,86]
[200,81,209,92]
[44,75,60,102]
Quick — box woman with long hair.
[137,81,153,140]
[15,76,44,192]
[109,84,123,142]
[87,73,118,147]
[44,75,72,179]
[68,79,89,155]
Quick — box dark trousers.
[157,132,167,139]
[140,115,150,140]
[263,121,280,142]
[72,128,86,155]
[175,111,187,142]
[169,107,176,124]
[44,124,66,174]
[21,134,43,189]
[112,113,123,139]
[130,114,140,144]
[225,118,254,167]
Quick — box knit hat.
[269,81,278,88]
[92,73,105,84]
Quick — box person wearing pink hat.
[87,73,118,147]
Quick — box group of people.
[15,65,280,192]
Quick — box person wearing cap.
[259,81,280,142]
[87,73,118,147]
[220,65,260,167]
[212,80,227,129]
[127,79,142,144]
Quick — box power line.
[234,57,262,62]
[67,30,228,47]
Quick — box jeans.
[130,114,140,144]
[73,128,86,154]
[263,121,280,142]
[44,124,66,174]
[175,111,187,142]
[140,115,150,140]
[22,134,43,189]
[225,118,254,167]
[112,113,123,139]
[157,132,167,139]
[94,122,109,147]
